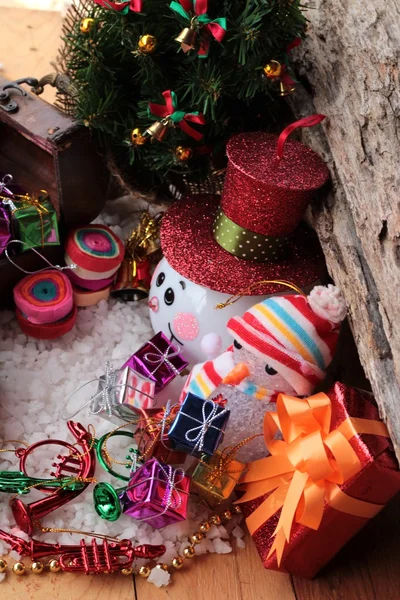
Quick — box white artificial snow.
[148,565,171,587]
[211,538,232,554]
[0,198,244,586]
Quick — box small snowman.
[182,284,347,462]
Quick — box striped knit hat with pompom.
[226,284,347,396]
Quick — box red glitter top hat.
[161,115,330,295]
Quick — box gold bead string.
[0,439,28,453]
[102,419,143,467]
[215,279,306,309]
[39,526,120,543]
[0,505,243,579]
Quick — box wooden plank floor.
[1,7,400,600]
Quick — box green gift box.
[11,192,59,251]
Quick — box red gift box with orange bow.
[236,382,400,579]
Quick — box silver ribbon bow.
[143,340,181,377]
[183,400,229,453]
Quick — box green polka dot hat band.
[213,208,290,262]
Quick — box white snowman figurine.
[149,256,263,366]
[148,127,329,367]
[181,285,347,462]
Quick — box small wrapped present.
[121,458,190,529]
[123,331,188,394]
[83,363,155,424]
[192,449,246,503]
[236,383,400,579]
[137,403,187,465]
[4,191,59,251]
[0,205,11,255]
[93,365,155,420]
[168,392,230,457]
[114,366,156,413]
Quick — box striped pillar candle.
[72,284,112,307]
[13,270,73,325]
[16,306,78,340]
[66,268,115,291]
[65,224,124,283]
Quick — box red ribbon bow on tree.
[94,0,142,13]
[148,90,206,141]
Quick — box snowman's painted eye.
[233,339,242,350]
[164,288,175,306]
[265,364,277,375]
[156,272,165,287]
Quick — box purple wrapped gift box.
[0,206,11,255]
[123,331,188,394]
[121,458,190,529]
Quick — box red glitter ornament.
[161,115,330,296]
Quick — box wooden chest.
[0,75,109,303]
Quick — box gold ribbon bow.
[236,392,389,566]
[125,211,161,279]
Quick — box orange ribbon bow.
[236,392,389,566]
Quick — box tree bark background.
[289,1,400,459]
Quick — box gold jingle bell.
[279,80,296,96]
[144,117,171,142]
[263,60,282,79]
[131,127,147,146]
[111,257,150,301]
[175,145,193,161]
[80,17,95,34]
[175,26,197,53]
[138,34,157,54]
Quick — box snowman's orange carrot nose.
[222,363,250,385]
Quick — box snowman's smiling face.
[149,258,206,364]
[148,257,271,366]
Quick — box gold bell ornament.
[144,117,172,142]
[263,60,296,96]
[111,211,162,301]
[175,146,193,161]
[131,128,147,146]
[263,60,282,80]
[175,25,197,53]
[279,80,296,97]
[138,34,157,54]
[80,17,95,34]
